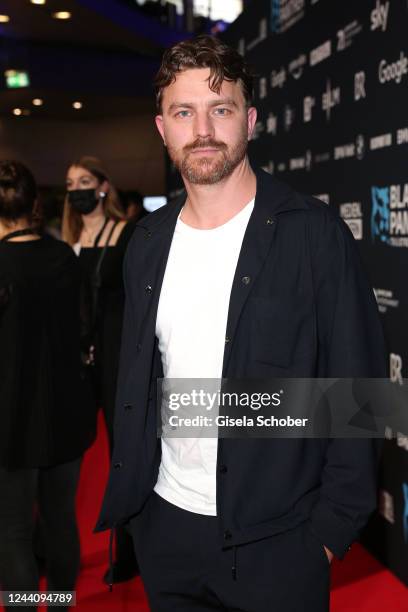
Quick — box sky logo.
[371,186,390,243]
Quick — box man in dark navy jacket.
[96,36,386,611]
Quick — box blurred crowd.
[0,157,145,611]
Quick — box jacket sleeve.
[307,204,387,559]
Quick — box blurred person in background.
[62,156,138,585]
[122,189,147,222]
[37,187,63,240]
[0,160,96,611]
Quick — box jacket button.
[241,276,251,285]
[266,218,275,225]
[114,461,123,469]
[145,285,152,293]
[224,530,232,540]
[219,465,228,474]
[145,231,152,238]
[136,343,142,352]
[124,403,132,411]
[225,336,230,344]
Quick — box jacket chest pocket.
[249,296,314,368]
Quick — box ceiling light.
[13,108,23,116]
[31,0,46,4]
[52,11,71,20]
[32,98,43,106]
[72,101,83,110]
[0,15,10,23]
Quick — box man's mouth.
[190,148,221,154]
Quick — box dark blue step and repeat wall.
[166,0,408,585]
[221,0,408,585]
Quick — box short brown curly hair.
[154,35,254,112]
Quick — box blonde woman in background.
[62,156,139,585]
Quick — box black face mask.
[68,189,99,215]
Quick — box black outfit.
[77,220,135,449]
[0,235,95,611]
[96,168,386,611]
[76,220,138,579]
[0,235,95,466]
[130,492,330,612]
[0,459,81,596]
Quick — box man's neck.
[180,158,256,229]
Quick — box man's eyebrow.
[167,98,238,113]
[207,98,238,108]
[167,102,195,112]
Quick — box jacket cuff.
[308,501,357,560]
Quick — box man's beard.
[168,130,248,185]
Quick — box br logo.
[403,483,408,543]
[371,186,390,243]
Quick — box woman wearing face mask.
[0,160,95,611]
[62,156,138,586]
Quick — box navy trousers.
[129,492,331,612]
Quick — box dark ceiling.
[0,0,190,120]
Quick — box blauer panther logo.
[403,483,408,543]
[371,186,390,243]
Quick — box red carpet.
[2,412,407,611]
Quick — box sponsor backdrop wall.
[166,0,408,585]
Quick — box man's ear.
[247,106,257,140]
[155,115,166,146]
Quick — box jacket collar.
[134,166,308,237]
[252,166,308,216]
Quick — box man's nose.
[193,111,214,139]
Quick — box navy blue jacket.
[95,168,386,559]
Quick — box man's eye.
[214,108,231,116]
[176,110,191,118]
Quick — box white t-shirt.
[154,199,254,515]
